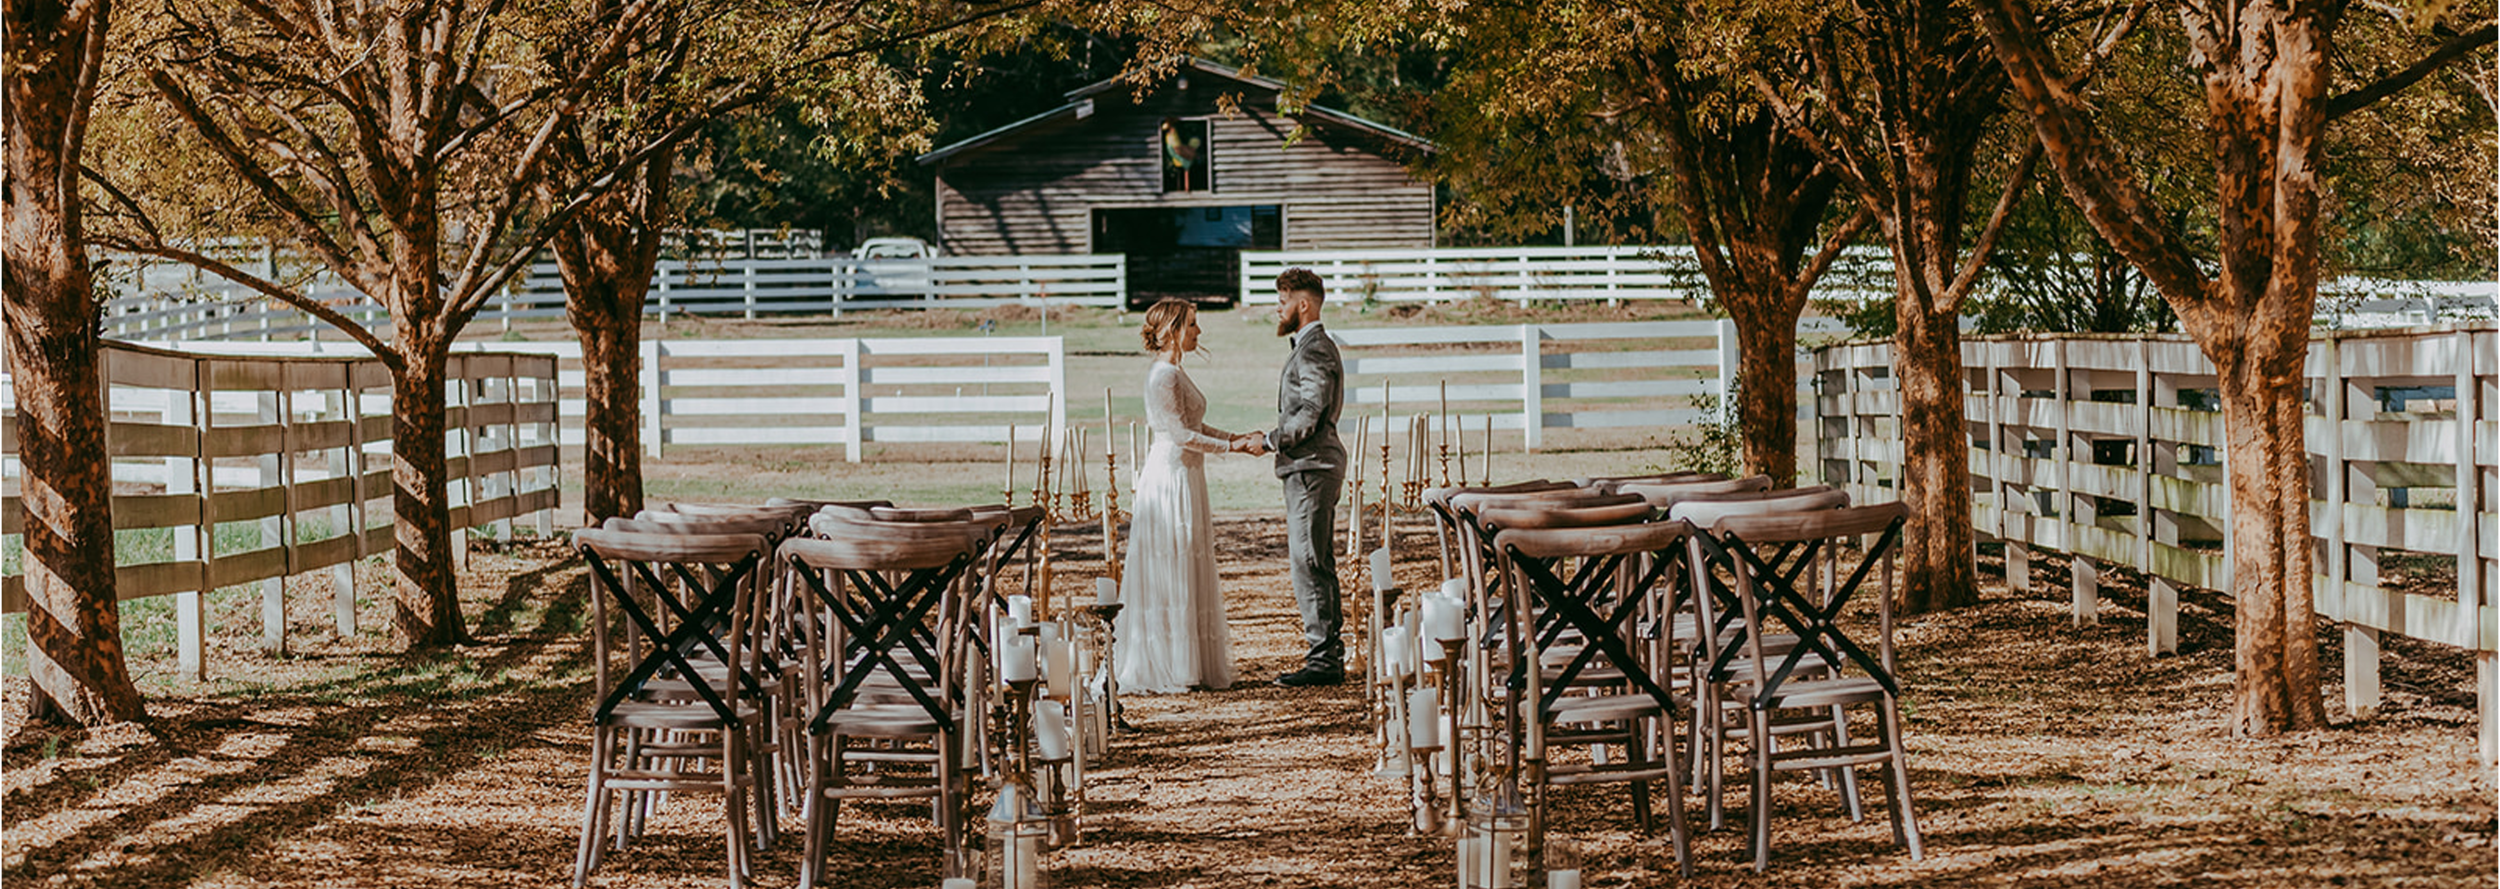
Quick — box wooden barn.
[917,58,1437,303]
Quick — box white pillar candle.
[945,879,978,889]
[1546,870,1581,889]
[1408,687,1440,749]
[1457,837,1479,888]
[1001,633,1038,683]
[1381,633,1410,677]
[1034,700,1071,760]
[1042,623,1073,698]
[1370,546,1393,592]
[1012,835,1041,889]
[1424,594,1464,643]
[1096,575,1119,606]
[1008,595,1034,626]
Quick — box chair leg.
[574,726,613,888]
[1749,707,1773,873]
[1882,699,1924,860]
[1831,703,1864,822]
[1657,712,1692,878]
[799,736,830,889]
[1707,697,1730,832]
[750,723,779,850]
[723,733,751,889]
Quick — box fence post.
[448,359,471,576]
[2054,340,2095,625]
[2455,328,2491,765]
[743,262,758,320]
[334,371,362,637]
[2142,338,2178,656]
[259,387,287,653]
[176,359,207,679]
[1048,336,1068,453]
[1714,319,1739,427]
[642,336,664,459]
[1520,324,1543,452]
[840,338,863,463]
[2320,335,2370,707]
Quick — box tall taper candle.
[1005,423,1017,505]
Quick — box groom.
[1245,268,1348,687]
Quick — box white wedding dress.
[1117,359,1237,694]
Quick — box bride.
[1118,299,1261,694]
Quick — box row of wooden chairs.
[1407,471,1923,873]
[570,498,1045,888]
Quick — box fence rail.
[0,342,561,676]
[1243,246,1898,305]
[1812,324,2497,763]
[1330,319,1831,451]
[120,335,1069,462]
[97,254,1127,341]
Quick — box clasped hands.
[1228,431,1271,456]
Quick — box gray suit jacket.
[1269,323,1347,477]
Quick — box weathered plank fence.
[0,342,561,677]
[1241,245,1895,305]
[1814,325,2498,763]
[135,336,1069,462]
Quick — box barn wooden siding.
[933,85,1433,256]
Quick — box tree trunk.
[2212,335,2331,734]
[551,162,667,523]
[390,340,469,646]
[562,250,650,523]
[5,0,148,726]
[1727,303,1802,486]
[1893,302,1978,612]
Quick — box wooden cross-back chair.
[1485,503,1693,876]
[572,528,773,889]
[1667,487,1859,831]
[1701,501,1921,872]
[779,517,989,886]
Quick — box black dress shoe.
[1273,668,1346,687]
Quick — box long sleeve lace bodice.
[1146,361,1235,455]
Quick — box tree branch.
[2325,23,2497,121]
[92,236,405,368]
[1795,206,1876,297]
[147,68,374,293]
[1944,136,2042,305]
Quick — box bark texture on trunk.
[5,0,148,725]
[1729,310,1803,485]
[390,340,469,647]
[1893,303,1978,612]
[2215,339,2330,733]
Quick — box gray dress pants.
[1283,467,1345,673]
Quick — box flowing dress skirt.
[1116,441,1235,693]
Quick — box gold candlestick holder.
[1037,446,1057,523]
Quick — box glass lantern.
[984,777,1052,889]
[1462,782,1527,889]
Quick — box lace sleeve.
[1147,364,1234,454]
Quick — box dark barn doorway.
[1096,205,1281,308]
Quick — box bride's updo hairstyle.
[1139,298,1196,356]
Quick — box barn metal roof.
[915,57,1435,165]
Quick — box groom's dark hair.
[1275,267,1325,300]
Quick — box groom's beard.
[1275,310,1298,337]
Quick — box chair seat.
[1547,693,1665,723]
[602,699,762,729]
[817,703,953,738]
[1728,675,1887,709]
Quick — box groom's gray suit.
[1269,320,1347,674]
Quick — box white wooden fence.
[0,342,561,676]
[1813,325,2498,763]
[132,336,1069,462]
[97,254,1127,342]
[1333,319,1823,451]
[1241,246,2499,326]
[1242,245,1897,305]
